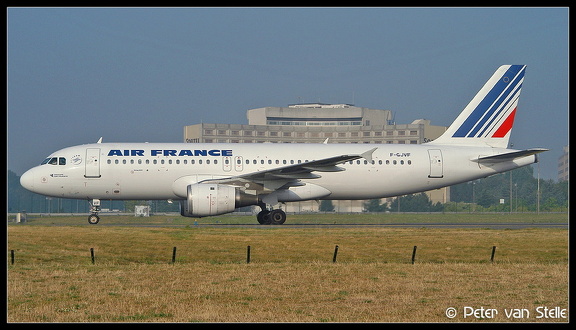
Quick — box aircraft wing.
[472,148,548,163]
[200,147,377,192]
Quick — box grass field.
[7,213,569,323]
[9,211,569,225]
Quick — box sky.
[7,7,569,180]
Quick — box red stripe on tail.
[492,108,516,138]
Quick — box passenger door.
[85,148,101,178]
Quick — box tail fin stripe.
[476,87,521,138]
[452,65,525,138]
[466,76,523,138]
[491,108,517,138]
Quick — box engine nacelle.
[180,183,258,217]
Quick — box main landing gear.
[256,202,286,225]
[88,199,101,224]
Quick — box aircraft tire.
[257,210,271,225]
[88,214,100,224]
[269,209,286,225]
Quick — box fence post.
[490,246,497,263]
[90,248,95,265]
[333,245,339,263]
[411,246,417,264]
[246,245,251,264]
[172,247,177,264]
[11,250,14,265]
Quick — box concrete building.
[183,103,449,212]
[558,145,569,182]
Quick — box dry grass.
[7,223,568,323]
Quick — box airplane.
[20,65,548,225]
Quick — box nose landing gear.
[88,199,101,224]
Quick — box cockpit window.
[41,157,66,165]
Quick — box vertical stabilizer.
[427,65,526,148]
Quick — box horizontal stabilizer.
[472,148,548,163]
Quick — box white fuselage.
[19,142,535,202]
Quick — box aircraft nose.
[20,169,35,192]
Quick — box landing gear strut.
[88,199,101,224]
[256,203,286,225]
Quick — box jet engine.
[180,183,258,217]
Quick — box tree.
[389,193,443,212]
[363,199,388,212]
